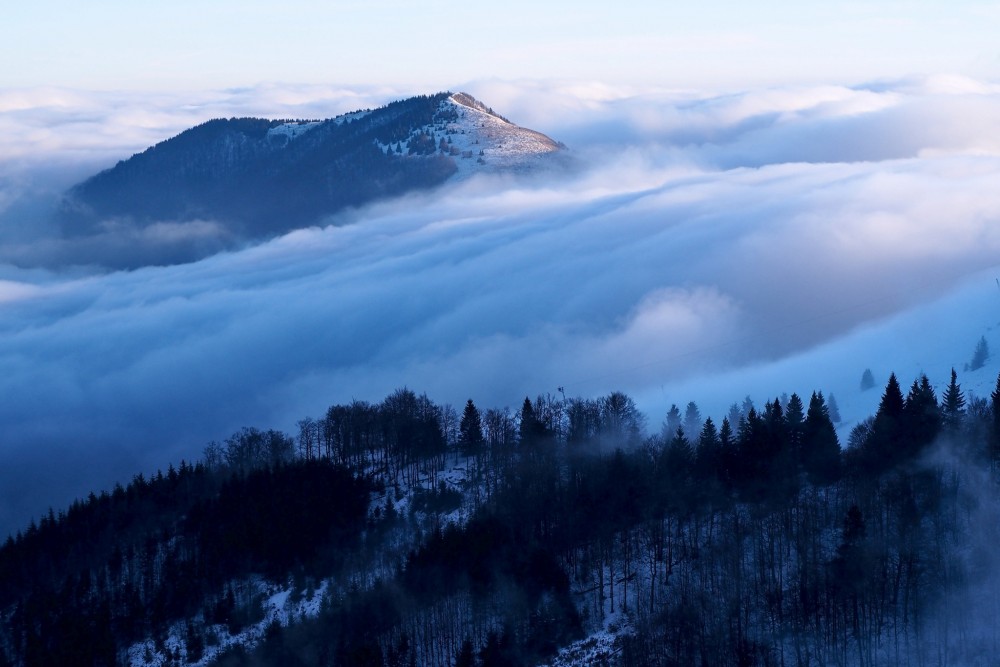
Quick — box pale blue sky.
[3,1,999,91]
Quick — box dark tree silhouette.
[827,392,842,423]
[683,401,702,442]
[867,373,906,472]
[803,392,841,485]
[941,368,966,433]
[969,335,990,371]
[662,404,682,442]
[903,374,940,456]
[860,368,876,391]
[459,399,484,456]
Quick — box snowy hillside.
[371,92,564,178]
[443,92,564,175]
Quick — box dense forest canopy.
[2,370,1000,666]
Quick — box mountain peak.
[448,92,508,121]
[436,92,563,177]
[57,91,564,267]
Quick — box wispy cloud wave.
[2,77,1000,533]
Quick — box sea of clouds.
[1,76,1000,534]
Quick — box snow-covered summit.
[445,92,563,175]
[372,91,565,179]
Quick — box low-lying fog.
[1,76,999,535]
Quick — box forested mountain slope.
[58,92,563,242]
[2,371,1000,666]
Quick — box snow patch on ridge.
[265,108,370,143]
[265,120,321,141]
[332,109,371,126]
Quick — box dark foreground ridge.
[3,370,1000,666]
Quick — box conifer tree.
[727,402,743,426]
[519,397,547,445]
[867,373,906,471]
[786,393,805,461]
[683,402,703,442]
[766,398,800,496]
[903,374,940,454]
[718,417,735,488]
[763,398,788,447]
[734,408,768,496]
[694,417,720,481]
[666,427,693,482]
[970,336,990,371]
[662,404,682,443]
[860,368,876,391]
[459,399,484,456]
[803,392,841,485]
[941,368,966,433]
[827,393,842,423]
[881,373,905,414]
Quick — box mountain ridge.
[57,92,565,256]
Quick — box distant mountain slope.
[58,92,564,240]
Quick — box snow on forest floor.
[540,610,632,667]
[127,459,477,667]
[127,578,329,667]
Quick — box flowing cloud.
[463,76,1000,165]
[0,85,406,165]
[2,78,1000,534]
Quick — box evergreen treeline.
[2,372,1000,666]
[0,452,369,666]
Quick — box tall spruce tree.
[694,417,720,481]
[865,373,907,473]
[727,403,743,427]
[719,417,735,488]
[766,398,800,497]
[734,407,772,498]
[683,402,703,443]
[662,404,682,443]
[459,399,484,456]
[786,393,805,460]
[803,392,841,485]
[827,393,842,423]
[903,375,940,455]
[666,427,693,486]
[941,368,966,434]
[519,397,549,448]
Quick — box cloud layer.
[2,78,1000,534]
